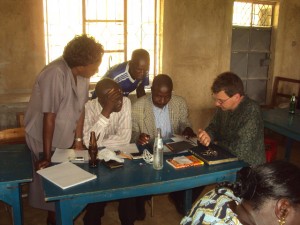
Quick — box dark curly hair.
[211,72,245,97]
[215,161,300,210]
[63,34,104,68]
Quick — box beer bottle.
[88,131,98,168]
[289,94,296,114]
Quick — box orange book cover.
[166,155,204,169]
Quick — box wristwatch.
[74,137,82,142]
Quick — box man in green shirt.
[198,71,266,165]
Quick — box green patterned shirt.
[206,96,265,165]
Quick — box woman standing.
[25,34,104,224]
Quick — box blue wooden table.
[0,144,33,225]
[42,154,247,225]
[263,108,300,160]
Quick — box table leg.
[183,189,192,214]
[285,138,294,161]
[55,199,87,225]
[0,184,23,225]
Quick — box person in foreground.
[198,71,266,166]
[131,73,195,145]
[181,161,300,225]
[24,34,104,225]
[92,48,150,98]
[83,78,138,225]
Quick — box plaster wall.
[162,0,233,131]
[0,0,300,130]
[274,0,300,80]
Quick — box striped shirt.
[83,97,132,148]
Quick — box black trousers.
[83,197,146,225]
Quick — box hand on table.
[137,133,150,146]
[198,129,211,146]
[35,159,51,171]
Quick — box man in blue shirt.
[92,49,150,98]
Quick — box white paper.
[37,162,97,189]
[112,143,139,154]
[51,148,89,163]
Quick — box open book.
[37,162,97,189]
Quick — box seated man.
[198,71,266,166]
[92,48,150,99]
[83,78,136,225]
[131,74,195,145]
[131,74,196,216]
[172,72,266,215]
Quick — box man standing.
[198,71,265,165]
[83,78,136,225]
[92,48,150,99]
[24,34,104,225]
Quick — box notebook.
[37,162,97,189]
[166,155,204,169]
[165,141,196,153]
[188,144,238,165]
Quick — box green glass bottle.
[289,94,296,114]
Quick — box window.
[230,1,275,104]
[232,2,273,27]
[43,0,162,83]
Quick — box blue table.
[42,154,247,225]
[263,108,300,160]
[0,144,33,225]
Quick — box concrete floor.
[1,133,299,225]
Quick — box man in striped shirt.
[92,48,150,99]
[83,78,137,225]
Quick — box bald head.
[95,78,121,98]
[152,74,173,91]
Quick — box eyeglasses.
[213,96,232,105]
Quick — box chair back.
[0,127,26,145]
[271,76,300,108]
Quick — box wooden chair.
[16,112,25,127]
[270,76,300,108]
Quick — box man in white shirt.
[83,78,136,225]
[83,79,131,148]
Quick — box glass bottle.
[88,131,98,168]
[289,93,296,114]
[153,128,163,170]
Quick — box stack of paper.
[51,148,89,163]
[37,161,97,189]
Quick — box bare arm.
[73,110,85,149]
[37,113,56,170]
[136,84,146,98]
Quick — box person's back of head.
[212,72,245,97]
[216,161,300,224]
[63,34,104,68]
